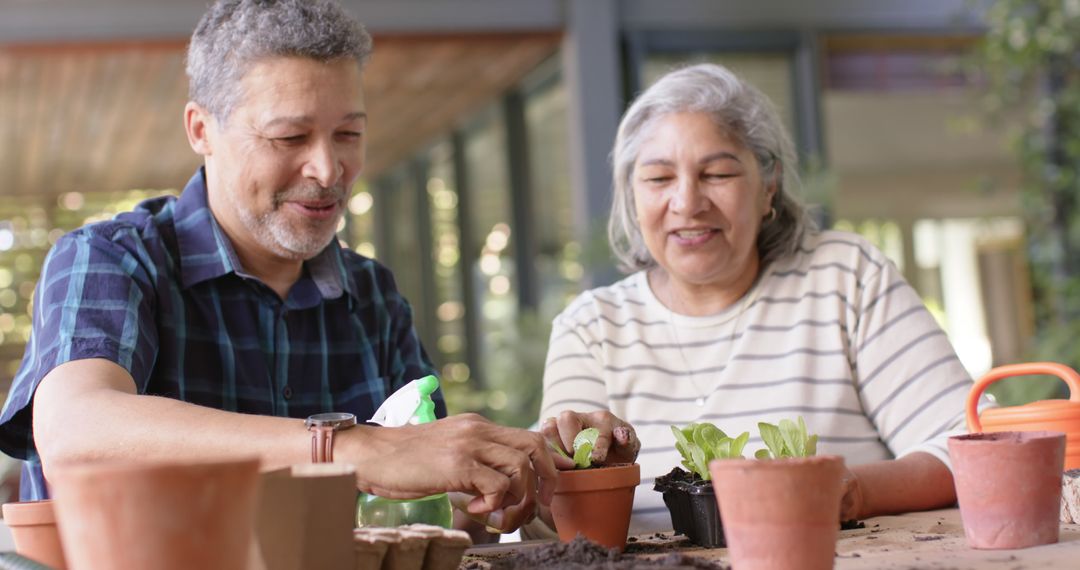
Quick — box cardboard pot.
[949,431,1065,549]
[50,457,261,570]
[1,499,67,569]
[710,455,844,570]
[255,463,357,570]
[550,463,640,551]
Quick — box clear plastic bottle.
[356,375,454,528]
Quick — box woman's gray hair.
[608,63,812,273]
[186,0,373,122]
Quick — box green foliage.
[572,428,601,469]
[441,311,551,427]
[671,423,749,480]
[754,417,819,460]
[975,0,1080,389]
[548,427,601,469]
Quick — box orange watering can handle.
[966,362,1080,432]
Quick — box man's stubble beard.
[232,183,347,261]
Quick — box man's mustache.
[274,184,348,205]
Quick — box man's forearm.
[33,358,312,477]
[852,451,956,519]
[33,358,559,529]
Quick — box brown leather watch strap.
[306,412,356,463]
[311,425,335,463]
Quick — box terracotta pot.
[1,499,67,569]
[710,455,844,570]
[948,431,1065,549]
[966,362,1080,469]
[550,463,640,551]
[49,457,261,570]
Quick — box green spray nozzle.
[413,374,439,424]
[368,374,441,427]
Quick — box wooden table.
[463,509,1080,569]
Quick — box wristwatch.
[305,412,357,463]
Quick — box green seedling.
[670,422,749,481]
[754,416,819,459]
[548,427,602,469]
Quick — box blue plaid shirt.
[0,169,443,499]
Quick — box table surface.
[464,509,1080,569]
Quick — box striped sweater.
[539,230,975,535]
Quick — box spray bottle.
[356,374,454,528]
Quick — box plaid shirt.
[0,169,443,499]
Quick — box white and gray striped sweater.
[539,230,974,535]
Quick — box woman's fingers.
[541,417,577,470]
[555,410,585,455]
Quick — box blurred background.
[1,0,1078,497]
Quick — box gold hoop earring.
[765,207,777,222]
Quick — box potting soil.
[461,535,727,570]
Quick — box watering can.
[966,361,1080,470]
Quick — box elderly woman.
[539,63,971,535]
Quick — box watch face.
[305,412,357,429]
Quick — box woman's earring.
[765,207,777,222]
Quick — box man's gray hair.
[186,0,373,122]
[608,63,812,273]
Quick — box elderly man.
[0,0,556,532]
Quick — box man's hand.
[341,414,557,527]
[540,410,640,468]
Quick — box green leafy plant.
[754,416,819,459]
[970,0,1080,403]
[548,427,601,469]
[670,422,750,481]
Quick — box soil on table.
[461,535,728,570]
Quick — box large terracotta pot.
[948,431,1065,549]
[1,499,67,569]
[549,463,640,551]
[49,457,261,570]
[709,455,844,570]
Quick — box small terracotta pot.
[49,457,261,570]
[550,463,640,551]
[948,431,1065,549]
[1,499,67,569]
[710,455,844,570]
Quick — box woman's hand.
[540,410,641,469]
[840,466,866,522]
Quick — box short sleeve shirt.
[0,169,443,499]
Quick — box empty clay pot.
[948,431,1065,549]
[49,457,261,570]
[1,499,67,569]
[549,463,640,551]
[710,455,845,570]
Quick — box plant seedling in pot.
[549,427,602,469]
[549,427,640,550]
[754,416,818,459]
[655,422,749,548]
[671,423,750,480]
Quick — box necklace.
[655,272,758,408]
